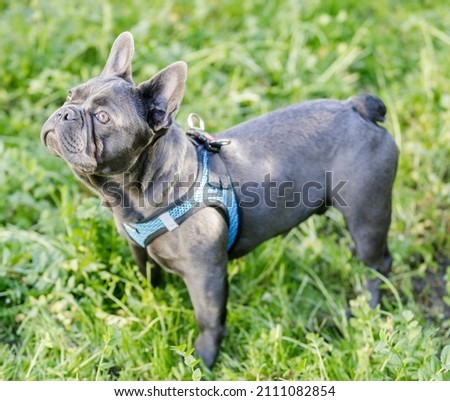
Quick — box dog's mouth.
[42,128,57,150]
[41,126,62,157]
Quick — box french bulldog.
[41,32,398,368]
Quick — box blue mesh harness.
[123,141,239,252]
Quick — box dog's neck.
[76,124,198,222]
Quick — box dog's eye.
[66,91,73,102]
[95,111,110,124]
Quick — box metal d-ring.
[187,113,205,131]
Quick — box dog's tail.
[349,93,386,124]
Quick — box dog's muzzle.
[41,105,98,173]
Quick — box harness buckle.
[186,113,231,152]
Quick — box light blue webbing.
[123,149,239,251]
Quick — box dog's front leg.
[183,259,228,368]
[128,241,163,287]
[148,208,229,368]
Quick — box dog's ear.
[101,32,134,82]
[138,61,187,132]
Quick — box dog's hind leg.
[344,209,392,308]
[331,157,396,307]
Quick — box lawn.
[0,0,449,380]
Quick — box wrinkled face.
[41,32,187,177]
[41,76,151,175]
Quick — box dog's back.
[218,95,398,258]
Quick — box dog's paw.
[194,332,221,369]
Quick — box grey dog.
[41,32,398,367]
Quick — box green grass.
[1,0,449,380]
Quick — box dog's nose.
[56,107,78,122]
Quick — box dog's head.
[41,32,187,175]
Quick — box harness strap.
[123,146,239,252]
